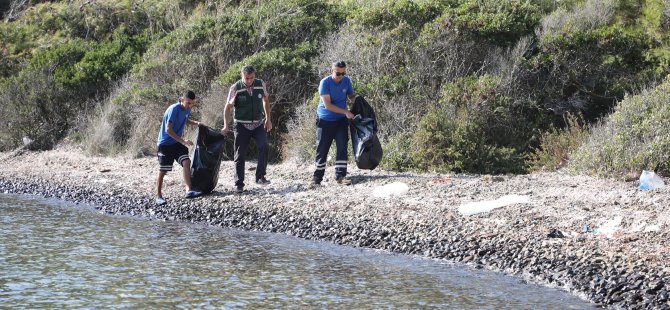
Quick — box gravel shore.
[1,148,669,309]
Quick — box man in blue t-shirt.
[155,90,205,205]
[312,60,356,186]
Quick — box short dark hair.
[332,60,347,68]
[241,64,255,75]
[183,90,196,100]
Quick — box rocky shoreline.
[1,149,669,309]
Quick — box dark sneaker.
[336,177,352,185]
[308,180,321,189]
[155,196,167,206]
[184,191,202,199]
[235,186,244,193]
[256,177,271,185]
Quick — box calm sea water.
[0,194,594,309]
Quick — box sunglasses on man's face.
[334,71,346,76]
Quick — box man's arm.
[323,94,354,119]
[262,81,272,132]
[221,84,237,134]
[221,103,234,134]
[187,119,202,126]
[263,95,272,132]
[166,122,193,146]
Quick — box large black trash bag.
[350,95,383,170]
[190,125,227,194]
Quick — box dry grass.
[540,0,616,37]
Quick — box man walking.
[312,60,356,186]
[155,90,204,205]
[221,65,273,193]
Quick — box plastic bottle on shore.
[639,170,665,190]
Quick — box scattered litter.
[547,228,565,238]
[644,225,661,232]
[593,216,622,239]
[22,136,33,146]
[373,182,409,198]
[581,224,590,233]
[639,170,665,190]
[458,194,530,216]
[430,178,451,183]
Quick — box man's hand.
[345,111,354,120]
[221,126,230,135]
[184,139,194,147]
[265,119,273,132]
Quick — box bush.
[347,0,444,30]
[378,133,415,172]
[569,78,670,177]
[428,0,544,47]
[527,113,590,172]
[410,75,526,174]
[411,107,523,174]
[528,0,663,120]
[0,68,69,150]
[255,0,344,49]
[0,31,148,151]
[282,93,320,163]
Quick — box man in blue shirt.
[155,90,205,205]
[312,60,356,186]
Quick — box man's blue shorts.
[157,143,189,172]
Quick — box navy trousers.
[234,122,268,188]
[313,117,348,183]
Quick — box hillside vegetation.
[1,0,669,177]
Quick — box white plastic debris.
[373,182,409,198]
[22,136,33,146]
[639,170,665,190]
[594,216,623,239]
[458,194,530,216]
[644,225,661,232]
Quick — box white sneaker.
[155,197,167,205]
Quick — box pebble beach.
[1,148,669,309]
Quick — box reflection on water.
[0,194,594,309]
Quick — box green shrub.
[527,0,666,122]
[569,78,670,177]
[0,27,149,151]
[0,67,71,150]
[347,0,445,30]
[0,23,39,78]
[411,107,524,174]
[527,113,590,172]
[379,133,415,172]
[256,0,344,48]
[421,0,544,47]
[410,75,526,174]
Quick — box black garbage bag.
[350,95,377,133]
[350,95,383,170]
[190,125,227,194]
